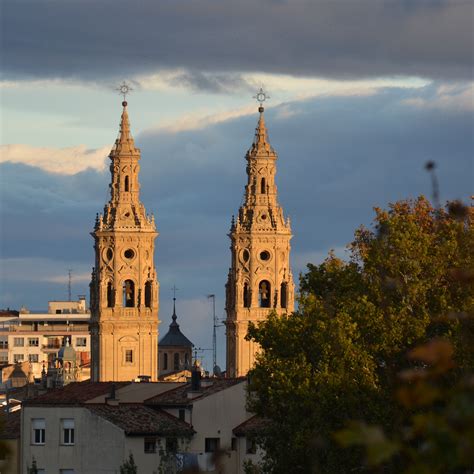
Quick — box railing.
[42,344,61,350]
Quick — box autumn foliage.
[246,197,473,473]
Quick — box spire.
[111,101,139,157]
[248,105,274,156]
[171,297,178,327]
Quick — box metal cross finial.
[171,285,179,300]
[253,87,270,106]
[116,81,133,101]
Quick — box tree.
[120,453,138,474]
[246,197,473,473]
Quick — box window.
[28,337,39,347]
[124,175,130,192]
[280,282,288,309]
[178,409,185,422]
[61,419,75,445]
[144,281,152,308]
[260,177,266,194]
[107,281,114,308]
[184,352,189,368]
[32,418,45,444]
[125,350,133,363]
[13,354,24,363]
[205,437,220,453]
[0,340,7,349]
[243,282,250,308]
[123,280,135,307]
[13,337,24,347]
[173,353,180,371]
[259,280,271,308]
[29,354,39,363]
[231,437,237,451]
[246,437,257,454]
[75,337,87,347]
[163,353,168,370]
[0,354,8,363]
[144,437,157,453]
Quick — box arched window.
[261,177,266,194]
[174,353,180,371]
[124,175,130,192]
[107,282,114,308]
[243,283,250,308]
[123,280,135,307]
[163,353,168,370]
[144,281,152,308]
[280,282,288,309]
[259,280,271,308]
[184,352,190,368]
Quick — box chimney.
[190,360,201,392]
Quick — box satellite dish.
[214,365,222,377]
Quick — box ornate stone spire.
[110,101,139,158]
[225,97,294,377]
[97,100,155,232]
[248,106,274,156]
[90,95,159,382]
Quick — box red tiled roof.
[145,378,246,406]
[0,410,21,439]
[87,404,194,437]
[233,415,268,437]
[24,381,130,406]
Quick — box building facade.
[90,100,159,382]
[0,298,90,381]
[225,105,294,377]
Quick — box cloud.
[2,0,472,82]
[402,82,474,111]
[0,144,110,175]
[1,85,473,365]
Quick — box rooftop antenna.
[68,269,73,302]
[207,295,224,375]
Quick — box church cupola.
[158,297,194,379]
[90,92,160,382]
[225,93,294,377]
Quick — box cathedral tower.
[90,99,159,381]
[225,101,294,377]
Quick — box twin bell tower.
[90,89,294,381]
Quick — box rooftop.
[145,378,246,406]
[233,415,268,437]
[0,410,21,439]
[24,381,130,406]
[159,298,193,348]
[87,404,194,437]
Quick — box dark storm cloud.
[171,71,254,94]
[2,0,472,82]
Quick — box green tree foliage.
[246,197,473,473]
[120,453,138,474]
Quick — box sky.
[1,0,473,371]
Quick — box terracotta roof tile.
[0,410,21,439]
[24,381,130,406]
[87,404,194,437]
[145,378,246,406]
[233,415,268,437]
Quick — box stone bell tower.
[225,99,294,377]
[90,98,159,381]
